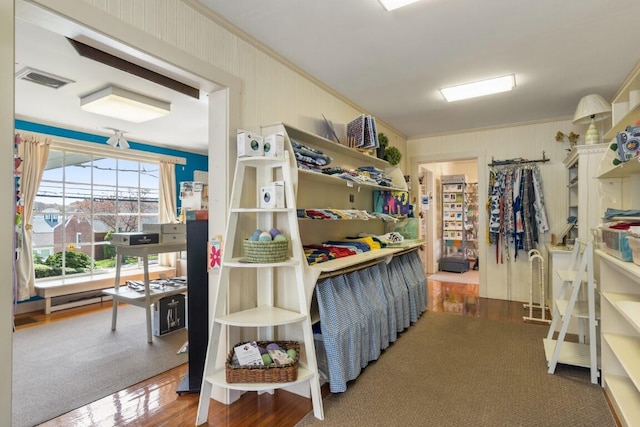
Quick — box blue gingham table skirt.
[315,251,427,392]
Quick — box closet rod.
[488,151,549,167]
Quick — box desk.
[102,242,186,343]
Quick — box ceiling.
[15,0,640,155]
[198,0,640,137]
[14,18,211,153]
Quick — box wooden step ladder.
[543,239,600,384]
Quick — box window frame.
[31,137,184,282]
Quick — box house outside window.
[32,148,159,279]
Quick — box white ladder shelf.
[196,152,324,424]
[543,239,600,384]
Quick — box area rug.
[12,305,188,427]
[296,311,615,427]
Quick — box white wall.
[1,0,14,424]
[408,118,588,301]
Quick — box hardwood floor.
[14,297,535,427]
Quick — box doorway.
[417,158,481,316]
[12,6,234,425]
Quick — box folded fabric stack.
[290,139,395,187]
[304,235,390,265]
[291,139,332,173]
[357,166,394,187]
[297,208,374,220]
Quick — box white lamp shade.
[573,94,611,124]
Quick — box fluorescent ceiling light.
[440,75,516,102]
[379,0,421,11]
[80,86,170,123]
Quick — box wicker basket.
[243,239,288,263]
[226,341,299,383]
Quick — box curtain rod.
[488,151,549,167]
[18,131,186,165]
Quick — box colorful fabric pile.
[304,233,402,265]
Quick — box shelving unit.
[544,240,600,384]
[262,122,407,261]
[102,242,187,343]
[597,251,640,426]
[594,61,640,426]
[604,60,640,140]
[562,144,608,244]
[196,153,324,424]
[257,122,425,394]
[439,174,472,273]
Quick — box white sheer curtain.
[159,161,178,267]
[16,133,50,301]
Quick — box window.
[32,148,160,280]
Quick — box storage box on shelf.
[599,223,635,262]
[627,235,640,266]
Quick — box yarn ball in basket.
[258,231,272,241]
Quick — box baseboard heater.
[50,290,113,312]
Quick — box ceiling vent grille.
[15,67,75,89]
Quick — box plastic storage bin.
[626,235,640,266]
[600,223,635,261]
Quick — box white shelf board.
[617,301,640,334]
[603,374,640,427]
[597,158,640,179]
[556,269,590,283]
[237,156,289,167]
[308,242,423,274]
[207,364,316,391]
[604,105,640,140]
[543,338,599,369]
[602,291,640,307]
[298,168,404,191]
[555,299,599,319]
[232,207,294,213]
[596,250,640,278]
[276,122,390,169]
[603,333,640,392]
[215,306,306,327]
[224,258,299,268]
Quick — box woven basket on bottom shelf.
[242,239,288,263]
[226,341,299,383]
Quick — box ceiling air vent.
[15,67,75,89]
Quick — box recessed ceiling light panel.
[80,86,170,123]
[440,74,516,102]
[379,0,421,11]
